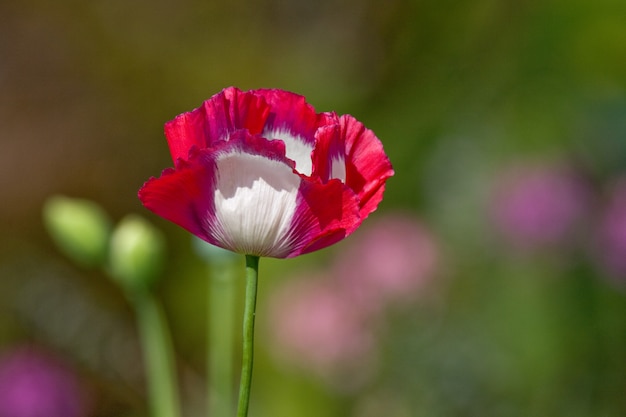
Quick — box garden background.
[1,0,625,416]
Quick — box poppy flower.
[138,87,394,258]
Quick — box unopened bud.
[109,214,165,292]
[43,195,111,268]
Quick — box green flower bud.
[109,214,166,292]
[43,195,112,268]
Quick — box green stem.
[133,291,181,417]
[236,255,260,417]
[209,261,236,417]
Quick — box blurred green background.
[1,0,625,416]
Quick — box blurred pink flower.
[490,163,589,250]
[268,277,376,384]
[333,214,440,313]
[268,213,440,387]
[595,179,626,284]
[0,347,88,417]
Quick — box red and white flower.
[138,87,394,258]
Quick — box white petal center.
[210,152,301,257]
[331,155,346,182]
[265,128,313,176]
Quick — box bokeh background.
[1,0,626,416]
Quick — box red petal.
[164,87,270,162]
[285,179,361,258]
[138,156,218,243]
[253,89,337,145]
[310,123,345,182]
[340,114,394,218]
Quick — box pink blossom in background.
[268,276,376,385]
[333,214,440,314]
[0,347,88,417]
[490,163,589,250]
[267,213,440,388]
[595,179,626,285]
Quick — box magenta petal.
[164,87,271,162]
[201,87,271,142]
[163,106,210,164]
[340,114,394,218]
[311,123,345,182]
[253,88,337,145]
[284,179,361,258]
[138,154,218,244]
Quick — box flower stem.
[209,261,236,417]
[236,255,260,417]
[133,291,181,417]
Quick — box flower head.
[0,347,87,417]
[268,276,376,386]
[595,179,626,285]
[333,213,440,313]
[490,163,589,250]
[139,87,393,258]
